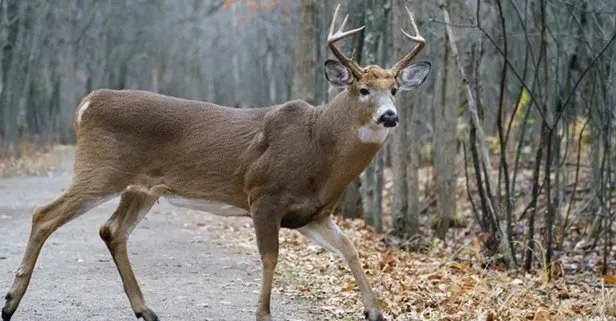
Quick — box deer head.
[324,4,431,128]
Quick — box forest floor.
[216,214,616,321]
[1,146,614,321]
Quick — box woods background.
[1,0,616,278]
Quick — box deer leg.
[99,191,158,321]
[2,189,105,321]
[251,197,281,321]
[298,216,384,321]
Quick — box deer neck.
[314,90,387,197]
[319,90,389,147]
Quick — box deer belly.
[163,195,249,217]
[280,202,329,229]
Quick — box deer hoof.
[2,306,14,321]
[2,293,14,321]
[135,308,159,321]
[364,308,385,321]
[256,313,274,321]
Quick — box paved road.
[0,151,315,321]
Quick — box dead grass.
[0,145,74,177]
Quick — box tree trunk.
[0,0,20,150]
[334,0,365,220]
[290,0,315,104]
[360,0,389,232]
[391,0,421,238]
[391,79,409,235]
[433,25,459,240]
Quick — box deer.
[2,4,430,321]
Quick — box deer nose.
[378,110,399,127]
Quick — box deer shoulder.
[241,99,330,228]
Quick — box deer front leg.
[251,197,281,321]
[299,217,384,321]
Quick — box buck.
[2,4,430,321]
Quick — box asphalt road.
[0,150,316,321]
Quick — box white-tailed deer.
[2,4,430,321]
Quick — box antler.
[328,3,365,79]
[389,7,426,77]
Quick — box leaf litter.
[212,216,615,321]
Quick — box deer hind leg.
[251,197,281,321]
[298,217,384,321]
[2,189,113,321]
[99,189,158,321]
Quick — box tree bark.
[440,0,499,231]
[360,0,390,232]
[290,0,315,104]
[434,29,458,240]
[391,0,421,238]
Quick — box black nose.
[378,110,399,127]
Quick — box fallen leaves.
[213,216,616,321]
[603,274,616,285]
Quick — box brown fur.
[2,85,392,321]
[348,66,397,95]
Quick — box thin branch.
[428,18,475,29]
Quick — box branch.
[204,0,225,17]
[440,0,499,235]
[428,18,475,29]
[552,31,616,128]
[440,1,494,187]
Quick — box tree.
[389,0,423,240]
[292,0,315,103]
[330,0,365,220]
[360,0,390,232]
[433,1,460,240]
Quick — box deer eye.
[391,88,398,96]
[359,88,370,96]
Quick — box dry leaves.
[214,217,616,321]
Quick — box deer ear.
[397,61,431,90]
[324,59,353,87]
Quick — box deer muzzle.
[378,109,399,128]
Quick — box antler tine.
[327,3,365,78]
[389,6,426,77]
